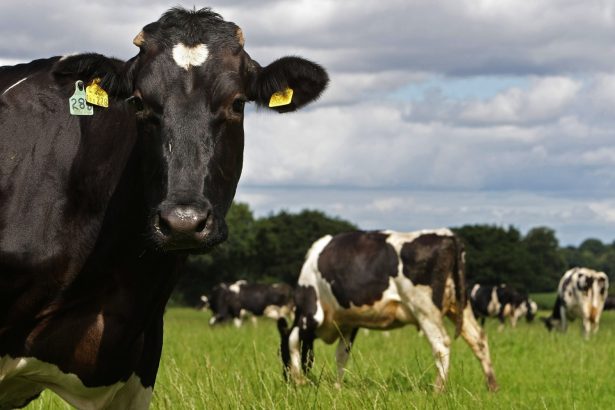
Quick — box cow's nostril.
[195,218,207,233]
[157,205,211,237]
[157,213,173,236]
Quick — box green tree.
[522,227,565,291]
[453,225,533,292]
[253,209,357,284]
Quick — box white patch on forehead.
[172,43,209,70]
[2,77,28,96]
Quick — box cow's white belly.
[316,277,419,343]
[0,355,151,409]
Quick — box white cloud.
[3,0,615,244]
[459,77,581,125]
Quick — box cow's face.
[129,8,328,251]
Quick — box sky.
[2,0,615,246]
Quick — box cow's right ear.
[248,56,329,113]
[52,53,138,99]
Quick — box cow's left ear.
[248,56,329,113]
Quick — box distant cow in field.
[277,229,498,392]
[543,267,609,338]
[604,295,615,310]
[470,284,537,329]
[0,7,328,409]
[204,281,294,327]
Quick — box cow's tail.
[452,234,466,338]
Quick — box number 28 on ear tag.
[69,81,93,116]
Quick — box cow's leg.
[334,328,359,388]
[497,311,506,332]
[582,315,592,339]
[400,286,451,392]
[422,321,450,392]
[412,313,451,392]
[559,305,567,332]
[457,305,498,391]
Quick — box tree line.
[172,202,615,305]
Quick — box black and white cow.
[543,267,609,338]
[470,284,537,329]
[203,280,294,326]
[0,7,327,409]
[277,229,498,392]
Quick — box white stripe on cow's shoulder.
[172,43,209,70]
[0,356,151,409]
[383,228,453,254]
[297,235,332,289]
[229,280,246,294]
[297,235,334,328]
[1,77,28,96]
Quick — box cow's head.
[135,8,328,251]
[55,7,328,252]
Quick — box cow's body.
[277,229,498,392]
[470,284,537,329]
[204,281,294,326]
[0,7,328,409]
[543,267,609,338]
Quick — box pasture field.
[28,307,615,409]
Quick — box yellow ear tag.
[268,87,293,108]
[86,78,109,108]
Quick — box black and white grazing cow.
[277,229,498,392]
[543,267,609,338]
[0,7,328,409]
[203,280,294,327]
[470,284,537,329]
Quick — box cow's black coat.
[318,231,398,308]
[207,282,293,324]
[0,6,328,407]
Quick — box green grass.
[530,292,558,310]
[26,308,615,409]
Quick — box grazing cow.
[543,267,609,338]
[277,229,498,392]
[0,7,328,409]
[203,280,294,327]
[470,284,537,329]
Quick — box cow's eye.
[232,98,245,114]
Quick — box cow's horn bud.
[133,31,145,47]
[236,27,245,47]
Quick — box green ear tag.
[69,81,94,116]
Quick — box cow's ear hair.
[248,56,329,113]
[52,53,137,98]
